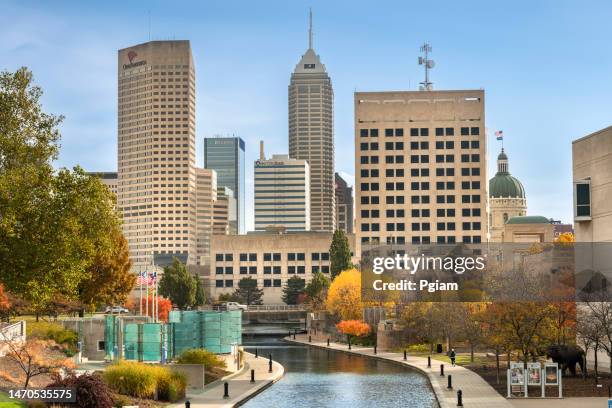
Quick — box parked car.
[105,306,130,314]
[223,302,248,311]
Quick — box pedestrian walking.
[450,348,456,367]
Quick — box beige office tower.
[354,90,488,255]
[213,187,233,236]
[117,40,197,267]
[288,12,335,232]
[195,168,216,266]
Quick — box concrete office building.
[335,172,354,234]
[204,137,245,234]
[195,168,216,266]
[210,231,356,303]
[502,216,554,243]
[572,125,612,374]
[254,143,310,231]
[488,149,527,242]
[288,12,335,232]
[573,125,612,242]
[87,172,118,195]
[117,40,197,266]
[213,187,234,236]
[354,90,488,255]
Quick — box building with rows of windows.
[354,90,488,255]
[117,40,197,267]
[209,230,356,303]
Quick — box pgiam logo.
[372,254,486,275]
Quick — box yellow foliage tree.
[555,232,575,243]
[326,268,362,320]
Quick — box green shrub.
[176,348,226,369]
[104,361,157,399]
[406,343,431,353]
[103,361,186,402]
[157,371,187,402]
[28,322,77,346]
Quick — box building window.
[264,279,272,287]
[225,280,233,288]
[215,254,223,262]
[216,280,224,288]
[575,180,592,219]
[216,267,223,275]
[240,253,248,261]
[240,266,248,275]
[97,341,105,351]
[264,266,271,274]
[273,279,282,287]
[249,266,257,274]
[312,253,320,261]
[274,266,281,274]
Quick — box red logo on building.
[128,51,137,64]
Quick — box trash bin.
[436,343,443,353]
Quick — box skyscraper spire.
[308,8,313,49]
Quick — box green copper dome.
[489,149,526,198]
[506,215,550,224]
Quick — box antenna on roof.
[308,8,313,49]
[418,42,435,91]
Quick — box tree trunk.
[495,348,500,385]
[470,344,474,363]
[594,343,599,379]
[78,308,85,318]
[507,352,511,369]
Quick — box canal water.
[242,326,439,408]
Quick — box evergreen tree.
[233,277,263,305]
[304,271,330,310]
[158,258,196,309]
[194,275,205,307]
[329,229,353,279]
[282,276,305,305]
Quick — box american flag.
[149,272,158,284]
[136,271,150,285]
[495,130,504,140]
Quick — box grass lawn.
[409,352,489,366]
[0,392,26,408]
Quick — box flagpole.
[155,276,159,323]
[139,271,143,316]
[145,274,149,320]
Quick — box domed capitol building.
[488,149,528,241]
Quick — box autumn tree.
[329,230,352,279]
[0,337,74,388]
[326,268,362,320]
[158,258,196,310]
[458,303,486,362]
[78,226,135,315]
[140,296,172,322]
[282,276,305,305]
[0,68,119,313]
[336,320,371,346]
[0,284,9,322]
[304,271,330,311]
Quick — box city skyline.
[2,0,612,229]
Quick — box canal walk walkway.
[286,334,513,408]
[169,351,284,408]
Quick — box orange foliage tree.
[336,320,371,345]
[0,338,74,388]
[140,296,172,322]
[326,268,362,320]
[0,284,9,321]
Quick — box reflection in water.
[242,326,438,408]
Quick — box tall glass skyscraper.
[204,137,245,234]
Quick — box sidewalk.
[286,334,512,408]
[169,352,284,408]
